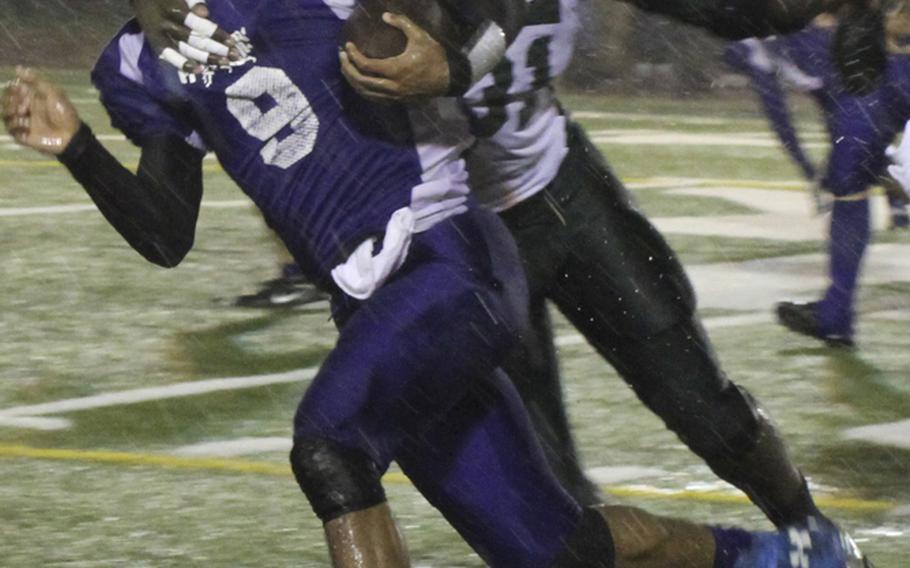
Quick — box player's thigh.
[499,291,560,395]
[825,105,891,197]
[396,369,581,568]
[551,140,695,340]
[294,214,524,468]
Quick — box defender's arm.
[624,0,886,94]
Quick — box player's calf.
[289,435,409,568]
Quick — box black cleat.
[234,275,328,309]
[776,301,855,348]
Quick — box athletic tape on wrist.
[465,21,506,83]
[160,47,190,70]
[184,12,218,38]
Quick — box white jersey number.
[225,66,319,169]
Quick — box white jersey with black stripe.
[462,0,579,212]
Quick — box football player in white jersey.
[339,0,867,531]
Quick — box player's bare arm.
[340,0,526,100]
[131,0,245,72]
[2,68,204,268]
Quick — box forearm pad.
[58,123,204,267]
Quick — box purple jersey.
[781,25,910,151]
[780,26,908,118]
[92,0,472,288]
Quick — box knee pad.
[289,435,387,523]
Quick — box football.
[341,0,456,59]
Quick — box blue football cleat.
[735,516,872,568]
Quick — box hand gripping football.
[341,0,456,59]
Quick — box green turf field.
[2,70,909,566]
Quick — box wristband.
[465,21,507,83]
[444,21,506,96]
[58,123,94,167]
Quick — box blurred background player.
[723,36,822,185]
[231,231,328,309]
[723,23,910,226]
[774,9,910,346]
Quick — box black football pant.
[497,122,816,526]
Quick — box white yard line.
[0,416,73,430]
[0,199,250,217]
[842,420,910,450]
[0,367,317,420]
[0,177,802,219]
[590,131,827,148]
[174,437,292,457]
[0,311,780,430]
[0,133,126,143]
[586,128,827,141]
[571,111,733,125]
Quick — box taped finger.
[187,33,230,58]
[179,41,213,64]
[160,47,191,71]
[185,12,218,38]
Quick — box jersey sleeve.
[91,22,206,152]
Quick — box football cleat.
[735,516,873,568]
[234,275,328,309]
[776,301,855,348]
